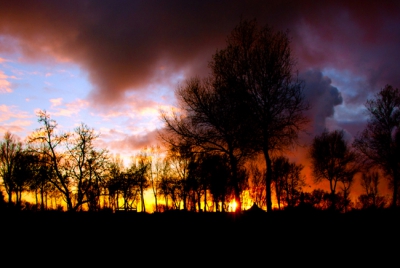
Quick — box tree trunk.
[264,149,273,212]
[229,153,241,212]
[140,183,145,212]
[153,190,158,212]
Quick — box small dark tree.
[353,85,400,207]
[310,129,359,209]
[248,162,266,209]
[29,153,53,211]
[0,131,21,204]
[106,155,125,211]
[272,156,305,209]
[12,149,37,207]
[128,152,150,212]
[203,154,232,212]
[358,171,386,209]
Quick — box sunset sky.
[1,1,400,196]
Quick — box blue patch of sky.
[0,50,94,136]
[322,67,368,123]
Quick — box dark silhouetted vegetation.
[1,21,399,216]
[353,85,400,208]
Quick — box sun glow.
[231,200,237,212]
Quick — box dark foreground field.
[2,208,399,265]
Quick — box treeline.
[1,19,400,213]
[0,105,394,213]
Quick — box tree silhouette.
[148,145,163,212]
[271,156,305,209]
[353,85,400,207]
[0,131,21,204]
[29,153,53,211]
[105,155,125,211]
[357,171,386,209]
[127,152,151,212]
[12,149,37,207]
[66,123,108,211]
[161,19,308,212]
[29,111,108,211]
[200,154,232,212]
[248,162,266,209]
[310,129,359,209]
[210,19,309,212]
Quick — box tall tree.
[210,19,309,211]
[353,85,400,207]
[66,123,108,211]
[29,111,73,210]
[310,129,359,209]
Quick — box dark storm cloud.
[1,0,400,109]
[301,70,343,136]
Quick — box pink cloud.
[0,104,30,122]
[48,98,89,117]
[50,98,63,107]
[0,71,12,93]
[0,105,32,136]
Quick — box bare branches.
[310,129,359,210]
[353,85,400,207]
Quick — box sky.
[1,1,400,197]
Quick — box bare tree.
[310,129,359,209]
[29,111,108,211]
[29,152,53,211]
[106,155,125,211]
[210,19,309,211]
[66,123,108,211]
[148,145,164,212]
[128,152,150,212]
[248,162,266,209]
[353,85,400,207]
[271,156,305,209]
[358,171,386,209]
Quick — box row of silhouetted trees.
[0,109,393,212]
